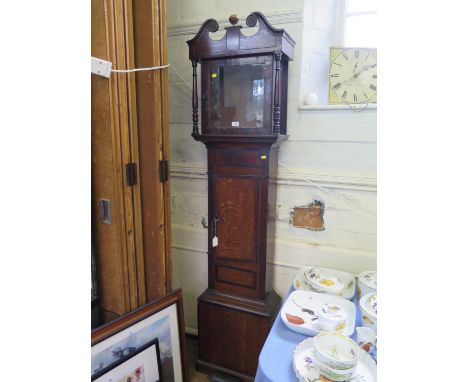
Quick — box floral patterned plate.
[294,267,356,300]
[293,337,376,382]
[280,290,356,336]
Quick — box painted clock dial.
[329,47,377,104]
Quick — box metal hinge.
[159,160,169,182]
[126,162,138,186]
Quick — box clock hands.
[354,63,376,78]
[334,63,377,86]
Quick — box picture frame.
[92,289,188,382]
[92,338,162,382]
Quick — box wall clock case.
[187,12,295,380]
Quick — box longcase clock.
[187,12,295,380]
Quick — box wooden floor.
[186,335,210,382]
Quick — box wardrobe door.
[92,0,133,322]
[92,0,172,324]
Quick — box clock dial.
[329,48,377,104]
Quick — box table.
[255,286,375,382]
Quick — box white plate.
[281,290,356,336]
[293,337,376,382]
[293,267,356,300]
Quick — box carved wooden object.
[187,12,295,380]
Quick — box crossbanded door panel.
[212,175,261,297]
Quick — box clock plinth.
[187,12,295,380]
[196,289,281,380]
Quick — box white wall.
[167,0,376,333]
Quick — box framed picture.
[92,338,162,382]
[92,289,188,382]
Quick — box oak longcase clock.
[187,12,295,380]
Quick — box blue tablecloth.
[255,286,375,382]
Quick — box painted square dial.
[329,47,377,104]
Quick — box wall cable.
[111,63,170,73]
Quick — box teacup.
[356,326,376,354]
[314,303,347,332]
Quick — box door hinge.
[159,160,169,182]
[126,162,138,186]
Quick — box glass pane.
[209,64,266,129]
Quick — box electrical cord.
[111,64,169,73]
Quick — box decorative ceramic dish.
[281,290,356,336]
[358,271,377,298]
[304,268,345,292]
[293,337,377,382]
[313,332,359,381]
[314,332,359,366]
[293,267,356,300]
[356,327,376,355]
[318,303,348,332]
[359,293,377,333]
[362,293,377,316]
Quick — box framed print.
[92,289,188,382]
[92,338,162,382]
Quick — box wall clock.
[328,47,377,105]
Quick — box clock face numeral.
[329,48,377,104]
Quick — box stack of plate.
[294,267,355,300]
[313,332,359,381]
[360,292,377,333]
[293,335,376,382]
